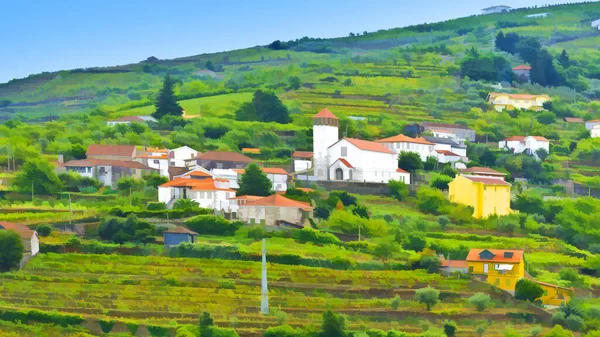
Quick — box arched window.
[335,168,344,180]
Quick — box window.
[544,290,548,296]
[198,192,205,199]
[206,192,213,199]
[505,279,510,286]
[469,266,474,273]
[170,161,176,166]
[341,146,347,157]
[153,160,160,164]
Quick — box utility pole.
[260,238,269,315]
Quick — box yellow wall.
[538,284,572,306]
[490,95,549,112]
[448,176,511,218]
[467,260,525,291]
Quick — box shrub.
[566,315,585,332]
[419,254,440,273]
[552,311,567,326]
[263,325,298,337]
[36,224,52,237]
[147,202,167,211]
[468,293,491,312]
[0,230,24,271]
[272,308,289,325]
[515,279,544,302]
[402,234,427,252]
[292,227,341,245]
[126,322,139,335]
[388,179,410,201]
[437,216,451,230]
[98,319,115,333]
[530,325,543,337]
[185,215,242,236]
[430,174,453,190]
[174,198,200,211]
[147,325,171,337]
[443,320,457,337]
[388,330,409,337]
[415,287,440,311]
[390,295,401,310]
[546,325,573,337]
[366,329,387,337]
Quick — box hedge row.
[169,242,407,271]
[0,308,85,327]
[107,207,211,219]
[40,240,163,256]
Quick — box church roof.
[377,134,434,145]
[313,108,339,119]
[337,158,354,168]
[343,138,394,154]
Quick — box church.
[312,109,409,184]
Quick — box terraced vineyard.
[0,253,549,336]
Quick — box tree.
[173,198,200,211]
[373,241,401,261]
[515,279,544,302]
[13,158,63,195]
[430,174,453,190]
[416,187,447,215]
[535,148,549,162]
[152,74,183,119]
[437,216,451,230]
[390,295,401,310]
[419,254,441,273]
[545,325,573,337]
[263,325,298,337]
[536,111,556,125]
[558,49,570,69]
[320,310,346,337]
[529,326,543,337]
[205,60,215,71]
[235,90,291,124]
[36,224,52,237]
[403,234,427,252]
[415,287,440,311]
[116,177,146,193]
[199,311,214,337]
[69,143,87,159]
[424,156,438,171]
[566,315,585,332]
[398,151,423,172]
[237,163,273,196]
[443,320,457,337]
[468,293,491,312]
[476,325,488,337]
[343,78,352,86]
[0,230,24,272]
[388,180,409,201]
[288,76,301,90]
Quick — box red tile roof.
[504,136,527,142]
[197,151,253,163]
[181,169,212,177]
[435,150,461,156]
[160,177,234,192]
[0,222,36,239]
[241,194,313,210]
[292,151,313,159]
[588,119,600,123]
[228,195,265,201]
[135,153,168,159]
[441,260,468,268]
[233,167,288,175]
[528,136,549,142]
[242,148,261,154]
[396,168,409,173]
[163,226,198,235]
[147,147,168,153]
[466,249,524,263]
[312,108,339,119]
[512,65,531,71]
[337,158,353,168]
[344,138,394,154]
[377,134,434,145]
[463,176,511,186]
[461,167,506,176]
[86,144,136,157]
[564,117,584,123]
[115,116,146,122]
[63,159,153,170]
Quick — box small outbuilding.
[163,226,198,247]
[0,222,39,267]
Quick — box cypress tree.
[152,74,182,119]
[237,163,273,196]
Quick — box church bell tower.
[312,108,339,181]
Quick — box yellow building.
[466,249,573,305]
[467,249,525,292]
[448,175,511,219]
[487,92,551,112]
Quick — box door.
[335,168,344,180]
[483,264,489,274]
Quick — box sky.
[0,0,574,83]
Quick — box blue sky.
[1,0,570,83]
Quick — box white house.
[237,194,313,228]
[0,222,39,266]
[435,150,463,165]
[292,151,313,172]
[158,177,236,211]
[61,159,155,188]
[592,19,600,30]
[481,5,512,14]
[232,167,289,192]
[376,134,435,161]
[107,115,157,126]
[135,147,170,177]
[592,125,600,138]
[423,136,468,158]
[585,119,600,131]
[525,13,548,18]
[499,136,550,158]
[169,146,199,167]
[313,109,407,184]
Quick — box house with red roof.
[237,194,313,228]
[135,147,170,177]
[0,222,39,266]
[158,176,236,211]
[376,134,435,161]
[312,109,408,184]
[292,151,313,173]
[499,136,549,159]
[512,65,531,81]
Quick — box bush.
[468,293,491,312]
[388,180,409,201]
[515,279,544,302]
[419,254,440,273]
[430,174,453,190]
[36,224,52,237]
[126,322,139,335]
[0,230,24,271]
[566,315,585,332]
[415,287,440,311]
[443,320,457,337]
[147,202,167,211]
[98,319,115,333]
[292,228,341,245]
[147,325,171,337]
[185,215,242,236]
[390,295,401,310]
[437,216,451,230]
[263,325,298,337]
[546,325,574,337]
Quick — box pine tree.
[558,49,570,68]
[152,74,182,119]
[237,163,273,196]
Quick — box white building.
[312,109,407,184]
[525,13,548,18]
[376,134,435,161]
[292,151,313,173]
[107,115,157,126]
[158,177,236,211]
[169,146,199,167]
[499,136,550,158]
[435,150,463,164]
[0,222,39,262]
[135,147,170,177]
[592,125,600,138]
[423,136,468,158]
[592,19,600,30]
[231,167,289,192]
[481,5,512,15]
[585,119,600,131]
[61,159,155,188]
